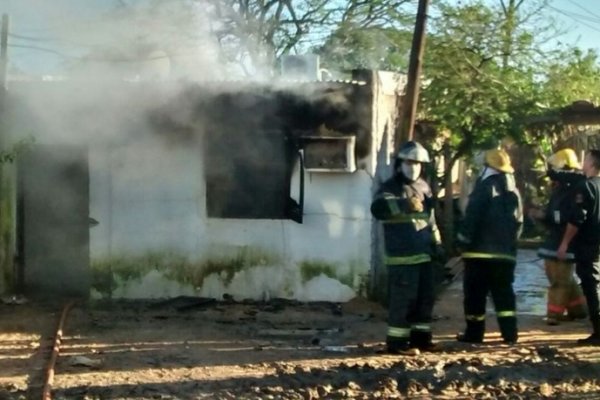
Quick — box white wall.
[366,71,405,299]
[6,78,402,300]
[89,139,374,301]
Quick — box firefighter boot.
[498,316,518,344]
[456,320,484,344]
[566,283,588,320]
[577,317,600,346]
[385,338,410,354]
[410,329,439,352]
[566,299,588,320]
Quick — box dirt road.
[2,274,600,399]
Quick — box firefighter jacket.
[538,172,584,261]
[546,169,585,186]
[568,176,600,262]
[458,172,523,262]
[371,173,440,266]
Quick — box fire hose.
[42,300,75,400]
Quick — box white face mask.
[401,162,422,181]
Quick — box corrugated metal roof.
[7,77,369,90]
[199,78,367,86]
[278,79,367,85]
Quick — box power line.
[566,0,600,21]
[8,43,214,63]
[8,33,104,49]
[548,5,600,25]
[8,30,221,60]
[547,5,600,35]
[8,44,73,58]
[10,18,110,35]
[8,33,47,42]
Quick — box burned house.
[0,70,405,302]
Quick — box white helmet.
[396,141,430,163]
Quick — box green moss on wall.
[169,247,279,288]
[299,260,338,282]
[90,259,115,296]
[342,259,367,288]
[0,166,15,293]
[337,271,354,288]
[91,250,370,299]
[299,258,369,295]
[91,247,281,296]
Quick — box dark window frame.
[204,129,302,221]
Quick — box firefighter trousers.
[462,258,517,343]
[576,258,600,332]
[386,262,434,350]
[545,259,587,321]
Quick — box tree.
[316,27,412,73]
[416,0,564,249]
[498,0,556,68]
[210,0,417,74]
[66,0,416,77]
[208,0,335,74]
[542,48,600,107]
[314,0,413,74]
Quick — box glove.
[433,244,446,261]
[408,196,424,212]
[454,239,466,256]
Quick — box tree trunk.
[442,143,455,253]
[501,0,517,69]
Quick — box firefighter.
[557,150,600,345]
[456,149,523,344]
[370,141,442,353]
[530,148,587,325]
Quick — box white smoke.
[7,0,232,81]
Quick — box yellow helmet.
[547,148,581,170]
[484,149,514,174]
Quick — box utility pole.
[395,0,429,150]
[0,14,8,90]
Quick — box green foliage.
[0,166,15,294]
[316,26,412,73]
[541,48,600,107]
[421,1,549,160]
[0,137,35,164]
[91,248,281,296]
[314,0,600,250]
[316,0,582,160]
[99,0,415,76]
[299,260,337,282]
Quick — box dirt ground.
[2,279,600,400]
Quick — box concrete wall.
[2,73,405,301]
[367,71,406,302]
[86,73,405,302]
[0,164,16,295]
[89,139,373,301]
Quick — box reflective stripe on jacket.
[371,174,439,265]
[458,173,522,262]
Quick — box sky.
[548,0,600,52]
[1,0,600,77]
[1,0,120,75]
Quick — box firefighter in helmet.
[457,149,523,344]
[370,141,443,353]
[530,148,587,325]
[557,150,600,345]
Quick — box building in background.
[0,70,407,302]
